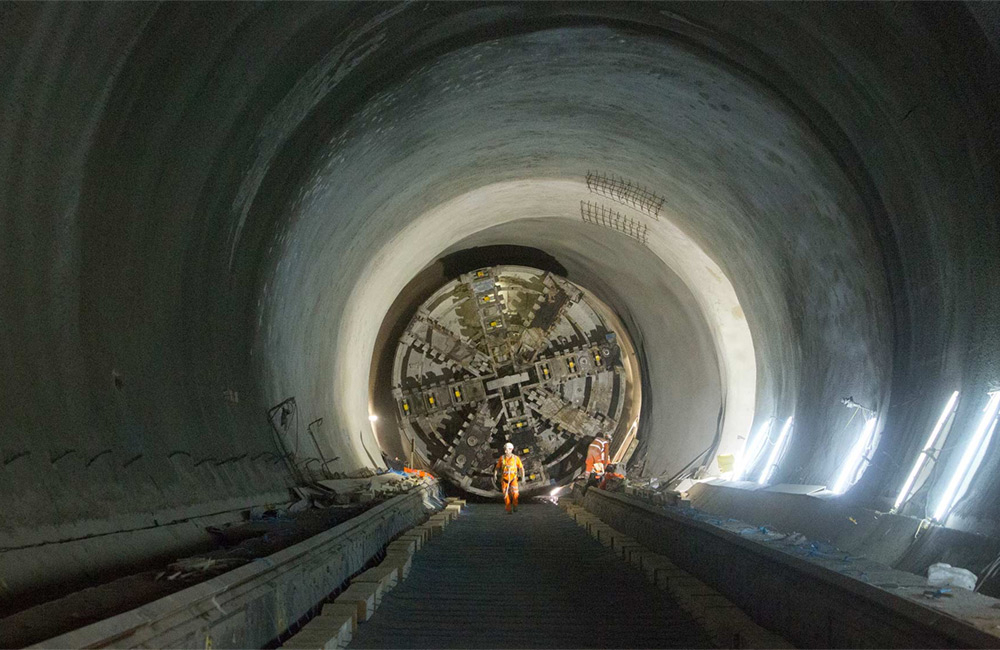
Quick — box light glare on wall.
[758,417,794,485]
[893,391,959,511]
[933,391,1000,522]
[832,415,878,494]
[734,417,773,481]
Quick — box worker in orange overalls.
[494,442,525,513]
[598,463,626,491]
[585,435,611,479]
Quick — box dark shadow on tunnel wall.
[439,245,568,279]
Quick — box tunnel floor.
[347,502,714,649]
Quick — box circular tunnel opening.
[340,175,757,495]
[381,264,641,496]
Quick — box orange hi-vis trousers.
[502,479,519,511]
[496,454,523,511]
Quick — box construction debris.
[156,557,245,581]
[928,563,978,591]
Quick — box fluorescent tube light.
[933,391,1000,522]
[893,391,959,510]
[758,417,794,485]
[832,415,878,494]
[734,417,773,481]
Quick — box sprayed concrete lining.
[1,2,999,612]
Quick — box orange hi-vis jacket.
[496,454,523,482]
[586,437,610,473]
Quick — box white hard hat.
[504,442,514,452]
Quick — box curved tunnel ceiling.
[349,179,747,484]
[265,20,885,488]
[3,2,1000,604]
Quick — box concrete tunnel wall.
[345,179,747,483]
[441,217,726,481]
[1,2,999,604]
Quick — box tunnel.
[2,2,999,648]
